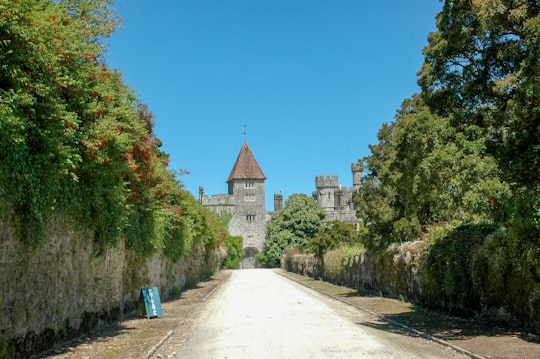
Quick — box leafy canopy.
[354,0,540,248]
[0,0,224,258]
[305,220,361,258]
[419,0,540,189]
[264,193,326,267]
[355,95,509,251]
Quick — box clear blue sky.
[106,1,442,209]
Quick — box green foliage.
[0,332,7,359]
[424,223,500,313]
[419,0,540,189]
[0,0,115,244]
[414,0,540,318]
[264,193,326,267]
[222,234,243,269]
[254,252,270,268]
[355,95,509,251]
[305,220,360,258]
[471,228,540,324]
[0,0,221,259]
[322,244,365,284]
[162,193,225,261]
[350,0,539,323]
[505,186,540,239]
[214,209,233,229]
[281,247,304,272]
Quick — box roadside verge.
[276,269,540,359]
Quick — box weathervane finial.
[242,124,247,143]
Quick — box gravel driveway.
[154,269,468,358]
[42,269,540,359]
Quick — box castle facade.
[200,142,268,268]
[200,142,361,268]
[313,162,362,225]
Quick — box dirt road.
[153,269,467,358]
[43,268,540,359]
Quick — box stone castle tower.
[201,142,267,268]
[313,162,362,224]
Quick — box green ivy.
[222,235,243,269]
[0,0,223,261]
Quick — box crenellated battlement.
[315,175,339,189]
[313,169,360,225]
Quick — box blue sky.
[106,1,442,209]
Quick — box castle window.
[245,181,254,188]
[247,235,255,244]
[246,214,256,221]
[244,194,256,202]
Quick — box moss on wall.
[283,236,540,334]
[0,213,219,359]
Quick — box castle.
[313,162,362,225]
[200,141,361,268]
[200,142,268,268]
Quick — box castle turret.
[314,167,360,225]
[273,192,283,212]
[351,162,363,191]
[315,175,338,210]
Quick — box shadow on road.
[277,269,540,358]
[358,308,540,344]
[38,273,230,359]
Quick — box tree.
[0,0,223,259]
[351,1,539,321]
[0,0,120,244]
[305,220,360,258]
[354,95,509,251]
[419,0,539,195]
[417,0,539,274]
[264,193,326,267]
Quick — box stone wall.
[0,212,219,358]
[282,241,540,333]
[282,241,430,305]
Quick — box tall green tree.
[352,1,539,320]
[265,193,326,267]
[355,95,509,251]
[418,0,539,262]
[419,0,539,192]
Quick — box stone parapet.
[315,175,339,189]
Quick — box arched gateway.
[241,247,259,269]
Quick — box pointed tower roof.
[227,142,266,183]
